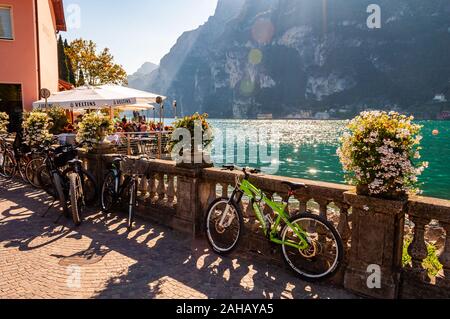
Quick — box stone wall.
[79,151,450,299]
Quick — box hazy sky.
[64,0,218,74]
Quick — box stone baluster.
[156,173,166,203]
[408,215,430,280]
[138,176,148,199]
[316,198,330,221]
[221,183,229,198]
[166,175,176,207]
[437,221,450,286]
[295,195,310,213]
[146,173,157,204]
[336,202,352,246]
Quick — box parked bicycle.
[0,133,31,182]
[37,141,97,225]
[101,155,150,231]
[205,165,344,281]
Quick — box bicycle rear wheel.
[26,158,44,188]
[101,171,116,213]
[18,156,30,183]
[37,165,57,198]
[52,172,69,218]
[280,213,344,281]
[205,198,243,255]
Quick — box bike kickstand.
[41,201,56,218]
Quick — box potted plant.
[0,112,9,133]
[76,112,114,151]
[169,113,214,168]
[337,111,428,200]
[22,111,53,150]
[46,106,69,135]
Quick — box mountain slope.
[132,0,450,119]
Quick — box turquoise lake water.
[200,119,449,200]
[151,116,449,199]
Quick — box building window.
[0,6,13,40]
[0,84,23,132]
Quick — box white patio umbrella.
[32,85,166,110]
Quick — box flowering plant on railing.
[76,112,114,149]
[337,111,428,198]
[46,106,69,135]
[169,113,214,166]
[22,111,53,149]
[0,112,9,133]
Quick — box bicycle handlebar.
[222,164,261,175]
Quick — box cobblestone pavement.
[0,179,357,299]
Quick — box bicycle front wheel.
[280,213,344,281]
[68,172,84,226]
[205,198,243,255]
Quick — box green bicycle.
[205,165,344,281]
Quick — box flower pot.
[356,184,408,200]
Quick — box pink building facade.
[0,0,66,131]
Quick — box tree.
[64,39,76,85]
[57,35,68,82]
[65,38,128,87]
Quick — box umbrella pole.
[109,106,113,121]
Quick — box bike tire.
[205,197,243,255]
[127,180,137,231]
[18,156,29,183]
[53,172,69,218]
[62,167,97,207]
[280,212,344,282]
[101,171,117,213]
[68,172,83,226]
[37,164,57,198]
[26,158,44,188]
[2,152,16,180]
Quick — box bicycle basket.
[120,157,151,176]
[53,145,77,168]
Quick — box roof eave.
[51,0,67,32]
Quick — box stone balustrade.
[78,150,450,299]
[402,196,450,298]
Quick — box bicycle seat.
[112,157,124,165]
[67,159,83,165]
[281,181,307,191]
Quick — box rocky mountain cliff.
[128,62,159,90]
[131,0,450,119]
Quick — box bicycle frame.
[231,178,310,250]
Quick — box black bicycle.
[101,155,150,231]
[38,142,97,225]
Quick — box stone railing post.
[344,191,407,299]
[174,170,200,235]
[78,143,115,191]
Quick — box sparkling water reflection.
[205,119,450,200]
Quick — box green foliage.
[76,112,114,149]
[65,38,128,87]
[403,237,443,277]
[169,113,213,151]
[0,112,9,133]
[47,107,69,135]
[22,111,53,149]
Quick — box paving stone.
[0,179,357,299]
